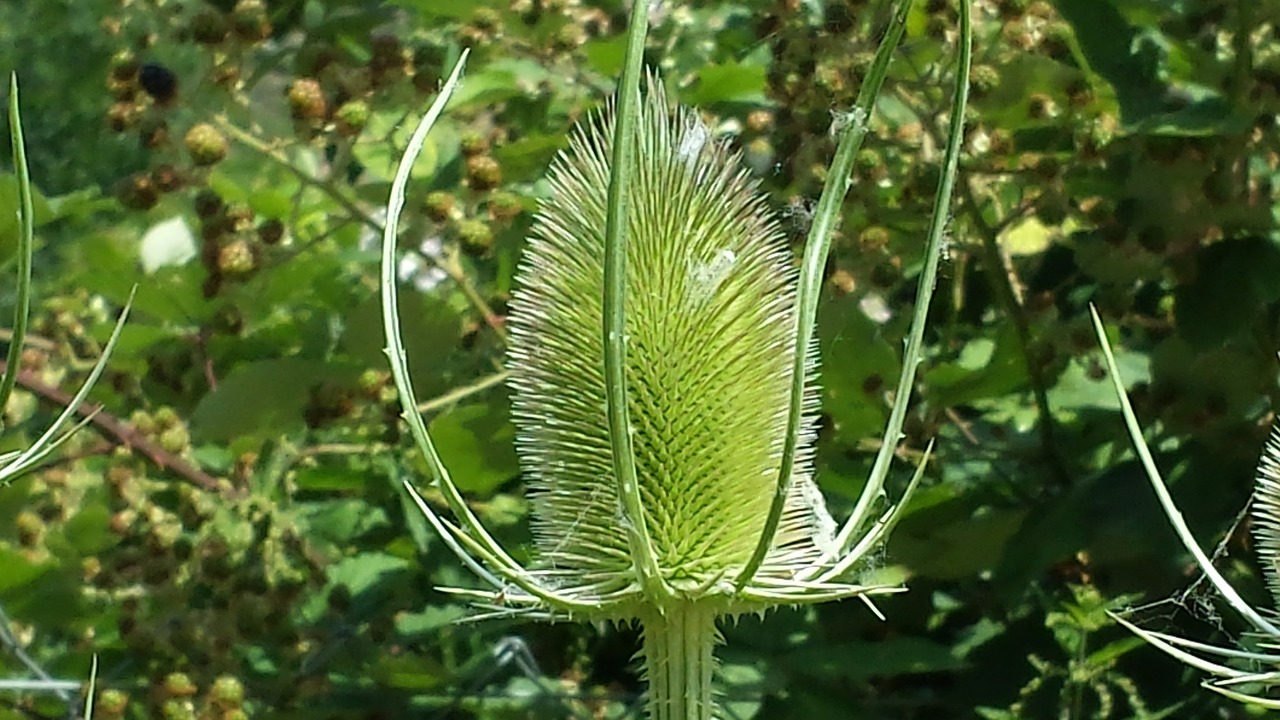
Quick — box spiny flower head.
[502,80,849,618]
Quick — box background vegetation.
[0,0,1278,717]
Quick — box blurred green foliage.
[0,0,1278,717]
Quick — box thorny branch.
[0,361,227,496]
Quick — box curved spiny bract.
[506,80,832,615]
[1253,426,1280,610]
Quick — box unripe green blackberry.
[457,218,494,254]
[206,64,238,93]
[190,8,228,45]
[358,369,389,395]
[161,698,196,720]
[859,226,892,252]
[423,191,455,222]
[208,675,245,709]
[554,23,588,50]
[231,0,270,41]
[227,205,255,232]
[15,511,44,547]
[487,190,523,222]
[82,555,102,582]
[465,155,502,190]
[1002,22,1035,51]
[109,50,140,83]
[184,123,229,166]
[115,173,159,211]
[471,6,502,32]
[334,100,370,136]
[97,688,129,715]
[218,238,257,276]
[148,519,183,551]
[969,64,999,98]
[854,148,884,181]
[107,101,141,132]
[221,709,250,720]
[459,130,489,157]
[106,74,136,101]
[287,78,327,120]
[154,406,180,429]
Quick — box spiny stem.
[738,0,916,590]
[604,0,667,600]
[1,73,34,426]
[641,603,718,720]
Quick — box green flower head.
[379,2,971,715]
[504,80,846,617]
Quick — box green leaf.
[680,62,768,106]
[354,110,445,180]
[0,544,53,594]
[325,552,410,598]
[190,358,355,442]
[342,291,462,399]
[396,605,468,637]
[450,59,554,109]
[890,502,1028,581]
[59,504,115,555]
[492,132,568,182]
[926,324,1030,407]
[298,499,390,545]
[1048,352,1148,412]
[1175,236,1280,348]
[817,295,900,444]
[1053,0,1167,126]
[427,398,519,495]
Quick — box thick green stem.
[641,603,719,720]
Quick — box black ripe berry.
[139,63,178,105]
